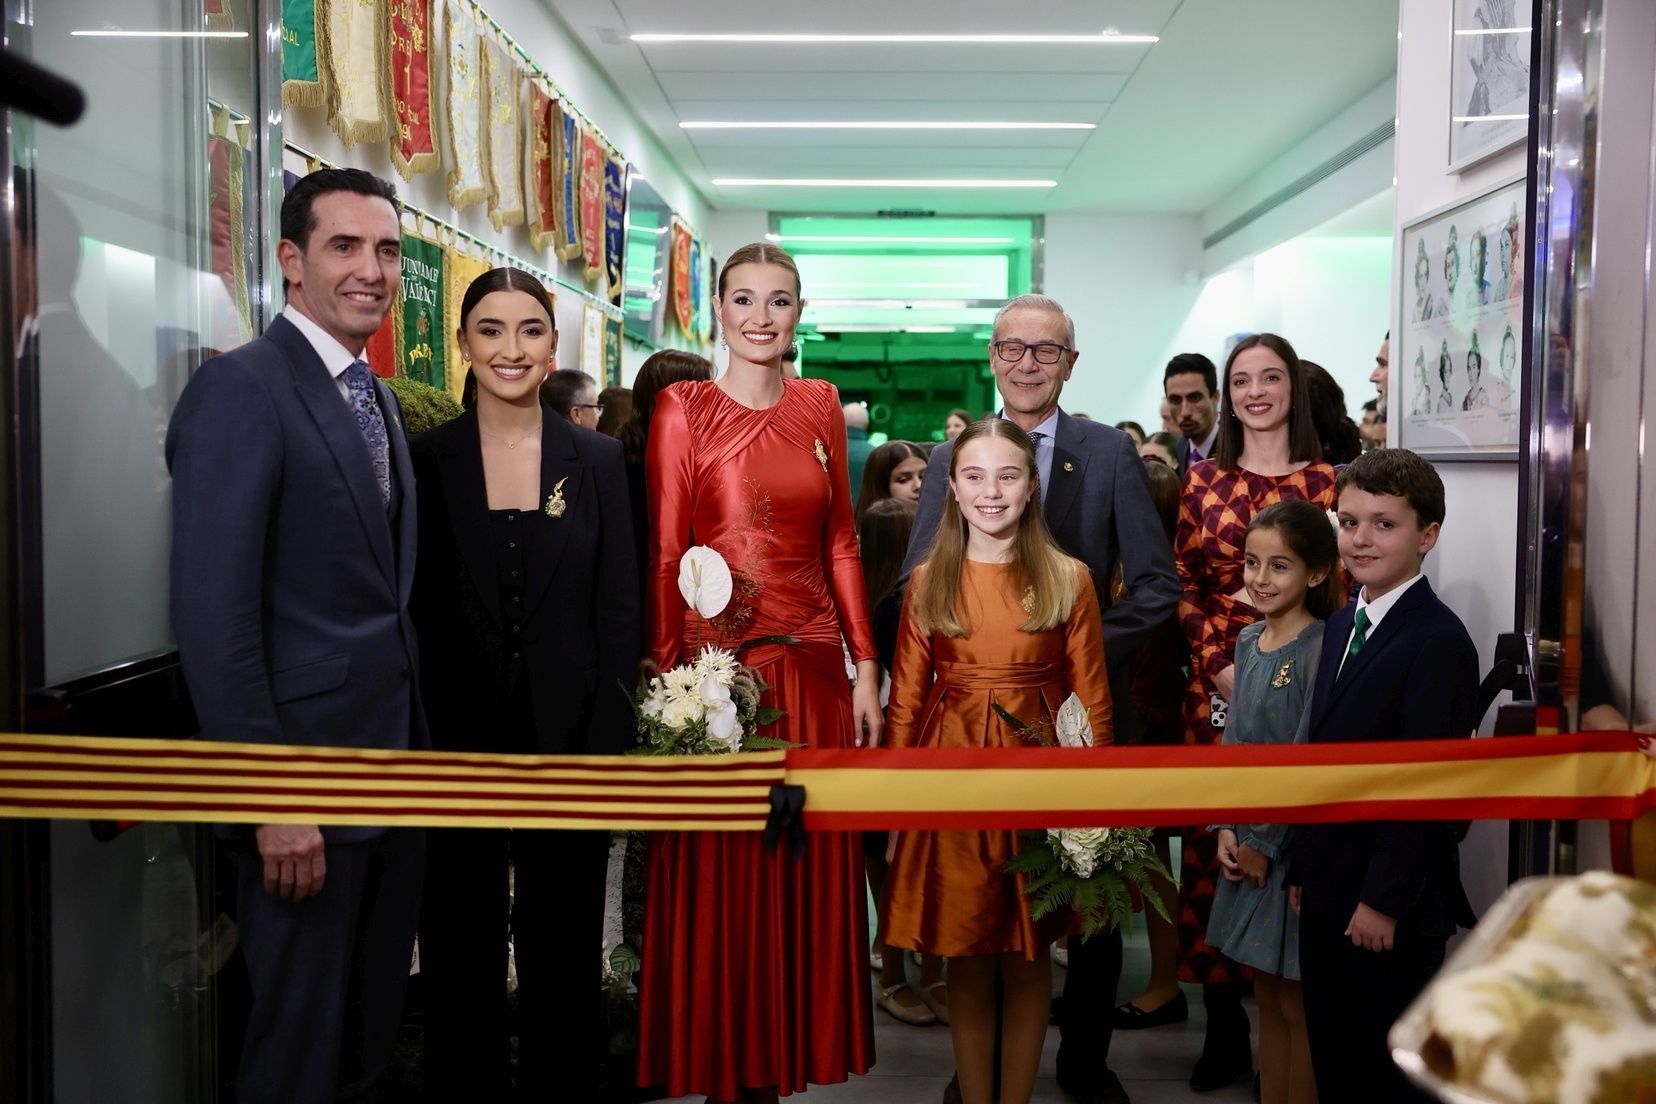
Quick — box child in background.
[1292,449,1480,1104]
[855,498,946,1026]
[1209,499,1344,1104]
[881,419,1113,1104]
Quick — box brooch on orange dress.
[1270,658,1294,689]
[813,438,829,471]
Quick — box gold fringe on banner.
[480,30,524,230]
[324,0,391,147]
[443,0,487,209]
[281,0,329,109]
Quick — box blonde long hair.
[911,419,1081,637]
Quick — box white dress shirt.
[1189,422,1219,463]
[283,305,361,405]
[1337,572,1427,678]
[997,408,1060,493]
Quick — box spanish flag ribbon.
[0,733,1650,831]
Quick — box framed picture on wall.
[1448,0,1532,172]
[1396,174,1525,460]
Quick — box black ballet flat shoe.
[1109,989,1189,1030]
[1188,1047,1252,1093]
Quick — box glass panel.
[622,173,670,345]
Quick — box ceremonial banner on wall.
[443,0,486,209]
[671,220,693,335]
[280,0,327,108]
[365,312,396,378]
[526,83,559,252]
[443,247,491,404]
[324,0,390,146]
[700,249,716,343]
[604,155,627,306]
[481,34,524,230]
[578,129,605,282]
[581,304,605,378]
[387,0,438,179]
[397,231,445,390]
[207,107,251,349]
[553,101,582,262]
[688,237,704,342]
[603,314,623,387]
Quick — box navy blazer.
[1294,576,1480,937]
[885,411,1181,740]
[408,408,640,755]
[167,315,427,841]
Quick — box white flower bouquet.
[630,547,794,756]
[996,694,1174,936]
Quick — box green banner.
[280,0,318,86]
[399,232,445,390]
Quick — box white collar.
[998,408,1061,439]
[1194,422,1219,458]
[282,304,362,381]
[1355,572,1426,632]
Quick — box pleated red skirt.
[637,643,875,1098]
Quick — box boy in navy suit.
[1291,449,1479,1103]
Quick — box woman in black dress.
[409,267,641,1098]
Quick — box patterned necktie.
[343,360,391,505]
[1346,607,1371,662]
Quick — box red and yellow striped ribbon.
[0,732,1651,831]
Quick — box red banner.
[671,220,693,335]
[579,128,605,281]
[527,83,558,251]
[388,0,438,179]
[365,311,396,378]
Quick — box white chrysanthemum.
[661,695,705,730]
[694,646,738,683]
[663,666,699,696]
[678,546,734,619]
[705,703,742,752]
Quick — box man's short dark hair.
[280,168,400,249]
[1335,448,1446,528]
[544,369,596,417]
[1163,352,1218,394]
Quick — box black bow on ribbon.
[762,783,807,860]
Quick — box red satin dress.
[637,378,876,1098]
[880,560,1113,959]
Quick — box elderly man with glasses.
[545,368,604,430]
[885,293,1181,1104]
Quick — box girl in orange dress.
[636,243,882,1104]
[881,419,1113,1104]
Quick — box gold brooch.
[1020,586,1036,613]
[813,438,829,471]
[544,476,568,518]
[1063,461,1075,472]
[1270,658,1294,689]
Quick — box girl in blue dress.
[1208,499,1343,1104]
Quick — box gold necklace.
[480,423,542,450]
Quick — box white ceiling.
[546,0,1400,216]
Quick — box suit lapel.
[378,377,418,606]
[273,318,395,587]
[522,411,581,620]
[1318,578,1438,719]
[1309,604,1352,734]
[1043,411,1087,534]
[436,412,503,626]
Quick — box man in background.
[1163,352,1220,476]
[844,401,872,500]
[546,367,602,429]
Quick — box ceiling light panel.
[681,120,1096,130]
[653,71,1129,104]
[632,32,1156,44]
[713,178,1056,188]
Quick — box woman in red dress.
[1174,333,1339,1091]
[637,242,882,1103]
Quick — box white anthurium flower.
[678,546,734,619]
[698,676,734,709]
[706,703,742,751]
[1054,692,1094,748]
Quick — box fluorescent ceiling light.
[72,29,249,37]
[767,233,1016,245]
[716,178,1056,189]
[809,298,970,309]
[634,32,1156,44]
[682,120,1094,131]
[816,324,959,334]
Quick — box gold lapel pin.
[1063,461,1075,472]
[544,476,569,518]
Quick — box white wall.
[282,0,707,364]
[1395,0,1527,908]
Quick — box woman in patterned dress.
[1173,333,1340,1090]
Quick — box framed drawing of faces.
[1396,175,1525,459]
[1448,0,1532,172]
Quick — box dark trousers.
[231,827,424,1104]
[1054,925,1124,1090]
[1300,909,1445,1104]
[420,826,610,1099]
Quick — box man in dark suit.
[167,168,425,1104]
[1163,352,1220,478]
[1292,449,1479,1103]
[897,293,1181,1104]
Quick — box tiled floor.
[653,924,1258,1104]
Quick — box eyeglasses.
[574,403,606,415]
[992,340,1070,365]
